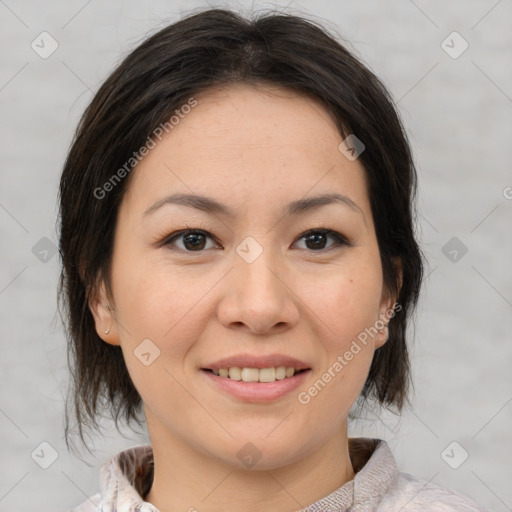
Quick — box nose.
[217,247,300,335]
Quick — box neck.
[144,419,355,512]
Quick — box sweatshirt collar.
[97,438,399,512]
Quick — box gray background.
[1,0,511,511]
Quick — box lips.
[202,354,311,371]
[200,353,312,402]
[201,365,311,402]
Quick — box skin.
[90,83,400,512]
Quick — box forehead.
[121,83,369,217]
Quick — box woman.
[58,7,488,512]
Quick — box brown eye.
[162,228,350,253]
[294,229,350,251]
[164,230,218,252]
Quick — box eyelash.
[161,226,352,253]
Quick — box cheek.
[297,254,383,405]
[111,247,219,358]
[305,257,384,346]
[298,273,379,428]
[111,256,206,414]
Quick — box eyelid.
[161,228,220,251]
[161,226,352,252]
[294,228,352,250]
[298,227,350,242]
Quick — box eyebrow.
[143,192,365,221]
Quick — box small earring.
[104,327,111,334]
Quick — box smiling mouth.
[202,367,309,383]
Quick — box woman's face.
[92,84,397,469]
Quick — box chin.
[207,429,315,471]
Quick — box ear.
[375,257,403,349]
[88,280,120,346]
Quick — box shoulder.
[377,471,490,511]
[68,492,102,512]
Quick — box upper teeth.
[212,367,298,382]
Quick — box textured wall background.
[0,1,511,511]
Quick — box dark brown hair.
[58,7,425,449]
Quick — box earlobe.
[374,317,389,349]
[380,255,403,316]
[88,282,121,346]
[375,291,397,349]
[376,258,402,349]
